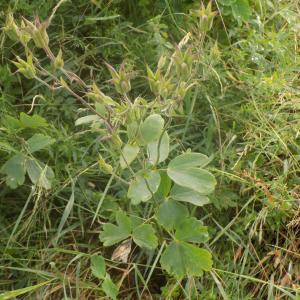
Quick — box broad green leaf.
[1,154,26,189]
[175,217,209,243]
[231,0,251,22]
[170,185,210,206]
[19,112,48,128]
[128,170,161,205]
[156,200,188,230]
[26,134,55,153]
[26,159,54,189]
[3,115,22,130]
[100,212,131,246]
[140,114,164,144]
[156,171,172,198]
[168,167,216,195]
[160,241,212,279]
[167,153,216,195]
[75,115,101,126]
[168,153,210,169]
[147,132,169,164]
[102,275,118,300]
[120,144,140,169]
[91,255,106,279]
[132,224,158,249]
[116,211,132,233]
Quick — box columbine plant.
[2,2,217,296]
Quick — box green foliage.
[140,114,165,144]
[26,134,55,153]
[156,199,189,230]
[160,241,212,279]
[167,153,216,194]
[90,255,118,299]
[127,170,161,205]
[1,0,299,299]
[91,255,106,279]
[100,211,157,250]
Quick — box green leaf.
[26,159,54,189]
[128,170,161,205]
[156,200,189,230]
[132,224,158,249]
[168,168,216,194]
[75,115,102,126]
[120,144,140,169]
[116,211,132,233]
[3,115,22,130]
[19,112,48,128]
[140,114,164,144]
[100,211,131,246]
[102,275,118,300]
[26,134,55,153]
[175,217,209,243]
[91,255,106,279]
[170,185,210,206]
[167,153,216,195]
[156,171,172,198]
[147,132,169,164]
[168,153,210,169]
[1,154,26,189]
[231,0,251,22]
[160,241,212,279]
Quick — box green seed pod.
[23,17,49,49]
[13,55,36,79]
[4,13,19,42]
[54,49,64,69]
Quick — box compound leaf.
[102,275,118,300]
[100,211,131,246]
[156,200,189,230]
[1,154,26,188]
[132,224,158,249]
[26,134,55,153]
[140,114,164,144]
[91,255,106,280]
[175,217,209,243]
[160,241,212,279]
[147,132,169,165]
[167,153,216,195]
[120,144,139,169]
[128,170,161,205]
[170,185,210,206]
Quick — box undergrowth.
[0,0,299,299]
